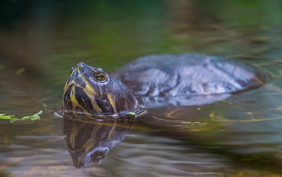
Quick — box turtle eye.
[94,72,106,81]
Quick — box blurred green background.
[0,0,281,98]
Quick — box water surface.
[0,1,282,176]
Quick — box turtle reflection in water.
[61,53,270,167]
[63,115,133,168]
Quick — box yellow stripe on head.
[77,68,98,97]
[85,91,102,115]
[69,85,89,114]
[107,92,117,114]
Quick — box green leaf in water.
[0,110,42,123]
[0,113,18,122]
[127,112,136,116]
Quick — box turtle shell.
[62,53,270,119]
[113,53,270,108]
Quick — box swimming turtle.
[62,53,270,119]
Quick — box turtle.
[62,53,270,119]
[61,53,271,168]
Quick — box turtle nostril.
[78,62,85,66]
[77,62,86,70]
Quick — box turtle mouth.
[67,80,84,88]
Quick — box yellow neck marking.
[107,92,117,114]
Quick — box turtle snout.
[67,63,87,88]
[76,62,87,69]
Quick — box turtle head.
[63,62,137,117]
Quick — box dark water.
[1,1,282,176]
